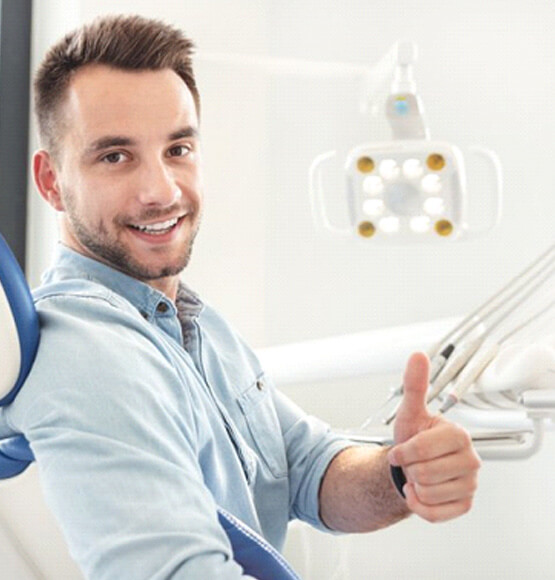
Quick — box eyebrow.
[85,136,135,155]
[84,126,199,156]
[169,126,199,141]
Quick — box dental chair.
[0,233,300,580]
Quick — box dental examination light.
[309,42,503,242]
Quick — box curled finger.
[404,482,475,523]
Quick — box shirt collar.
[42,244,202,319]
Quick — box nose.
[137,159,182,207]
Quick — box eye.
[101,151,127,164]
[168,144,192,158]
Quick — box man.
[5,14,480,578]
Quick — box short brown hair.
[34,14,200,153]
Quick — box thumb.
[393,352,433,444]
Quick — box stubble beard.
[64,197,200,282]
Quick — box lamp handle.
[464,145,503,238]
[309,150,352,236]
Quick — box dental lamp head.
[310,41,503,243]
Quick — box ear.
[33,150,65,211]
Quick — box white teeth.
[132,217,179,233]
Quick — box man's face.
[43,65,203,285]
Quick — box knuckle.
[457,426,473,448]
[461,497,473,514]
[467,474,479,494]
[470,458,481,474]
[471,452,483,471]
[423,508,442,523]
[464,451,481,474]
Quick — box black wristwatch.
[390,465,407,498]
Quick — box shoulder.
[31,280,160,368]
[10,280,189,430]
[33,278,135,319]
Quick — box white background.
[3,0,553,578]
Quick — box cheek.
[63,174,119,216]
[61,187,107,230]
[189,168,204,205]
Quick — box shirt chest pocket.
[237,376,288,479]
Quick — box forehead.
[61,65,198,143]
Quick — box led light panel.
[345,140,465,242]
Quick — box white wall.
[14,1,555,578]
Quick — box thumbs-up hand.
[388,352,482,522]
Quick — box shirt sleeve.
[8,294,258,580]
[271,387,353,530]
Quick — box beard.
[64,196,200,282]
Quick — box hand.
[388,352,481,522]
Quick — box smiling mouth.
[128,215,186,236]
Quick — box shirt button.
[256,380,264,391]
[156,302,169,314]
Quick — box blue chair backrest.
[0,233,300,579]
[0,234,37,477]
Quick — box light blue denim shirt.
[2,245,351,579]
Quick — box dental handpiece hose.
[363,244,554,428]
[439,298,555,414]
[414,245,552,393]
[425,334,485,404]
[436,243,554,350]
[427,261,554,406]
[440,248,554,354]
[438,341,500,414]
[383,248,554,424]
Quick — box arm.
[319,445,408,532]
[11,296,257,579]
[271,388,356,530]
[319,352,481,532]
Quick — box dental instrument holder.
[450,390,555,461]
[353,396,555,462]
[309,42,503,243]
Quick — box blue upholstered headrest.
[0,234,40,406]
[0,233,39,476]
